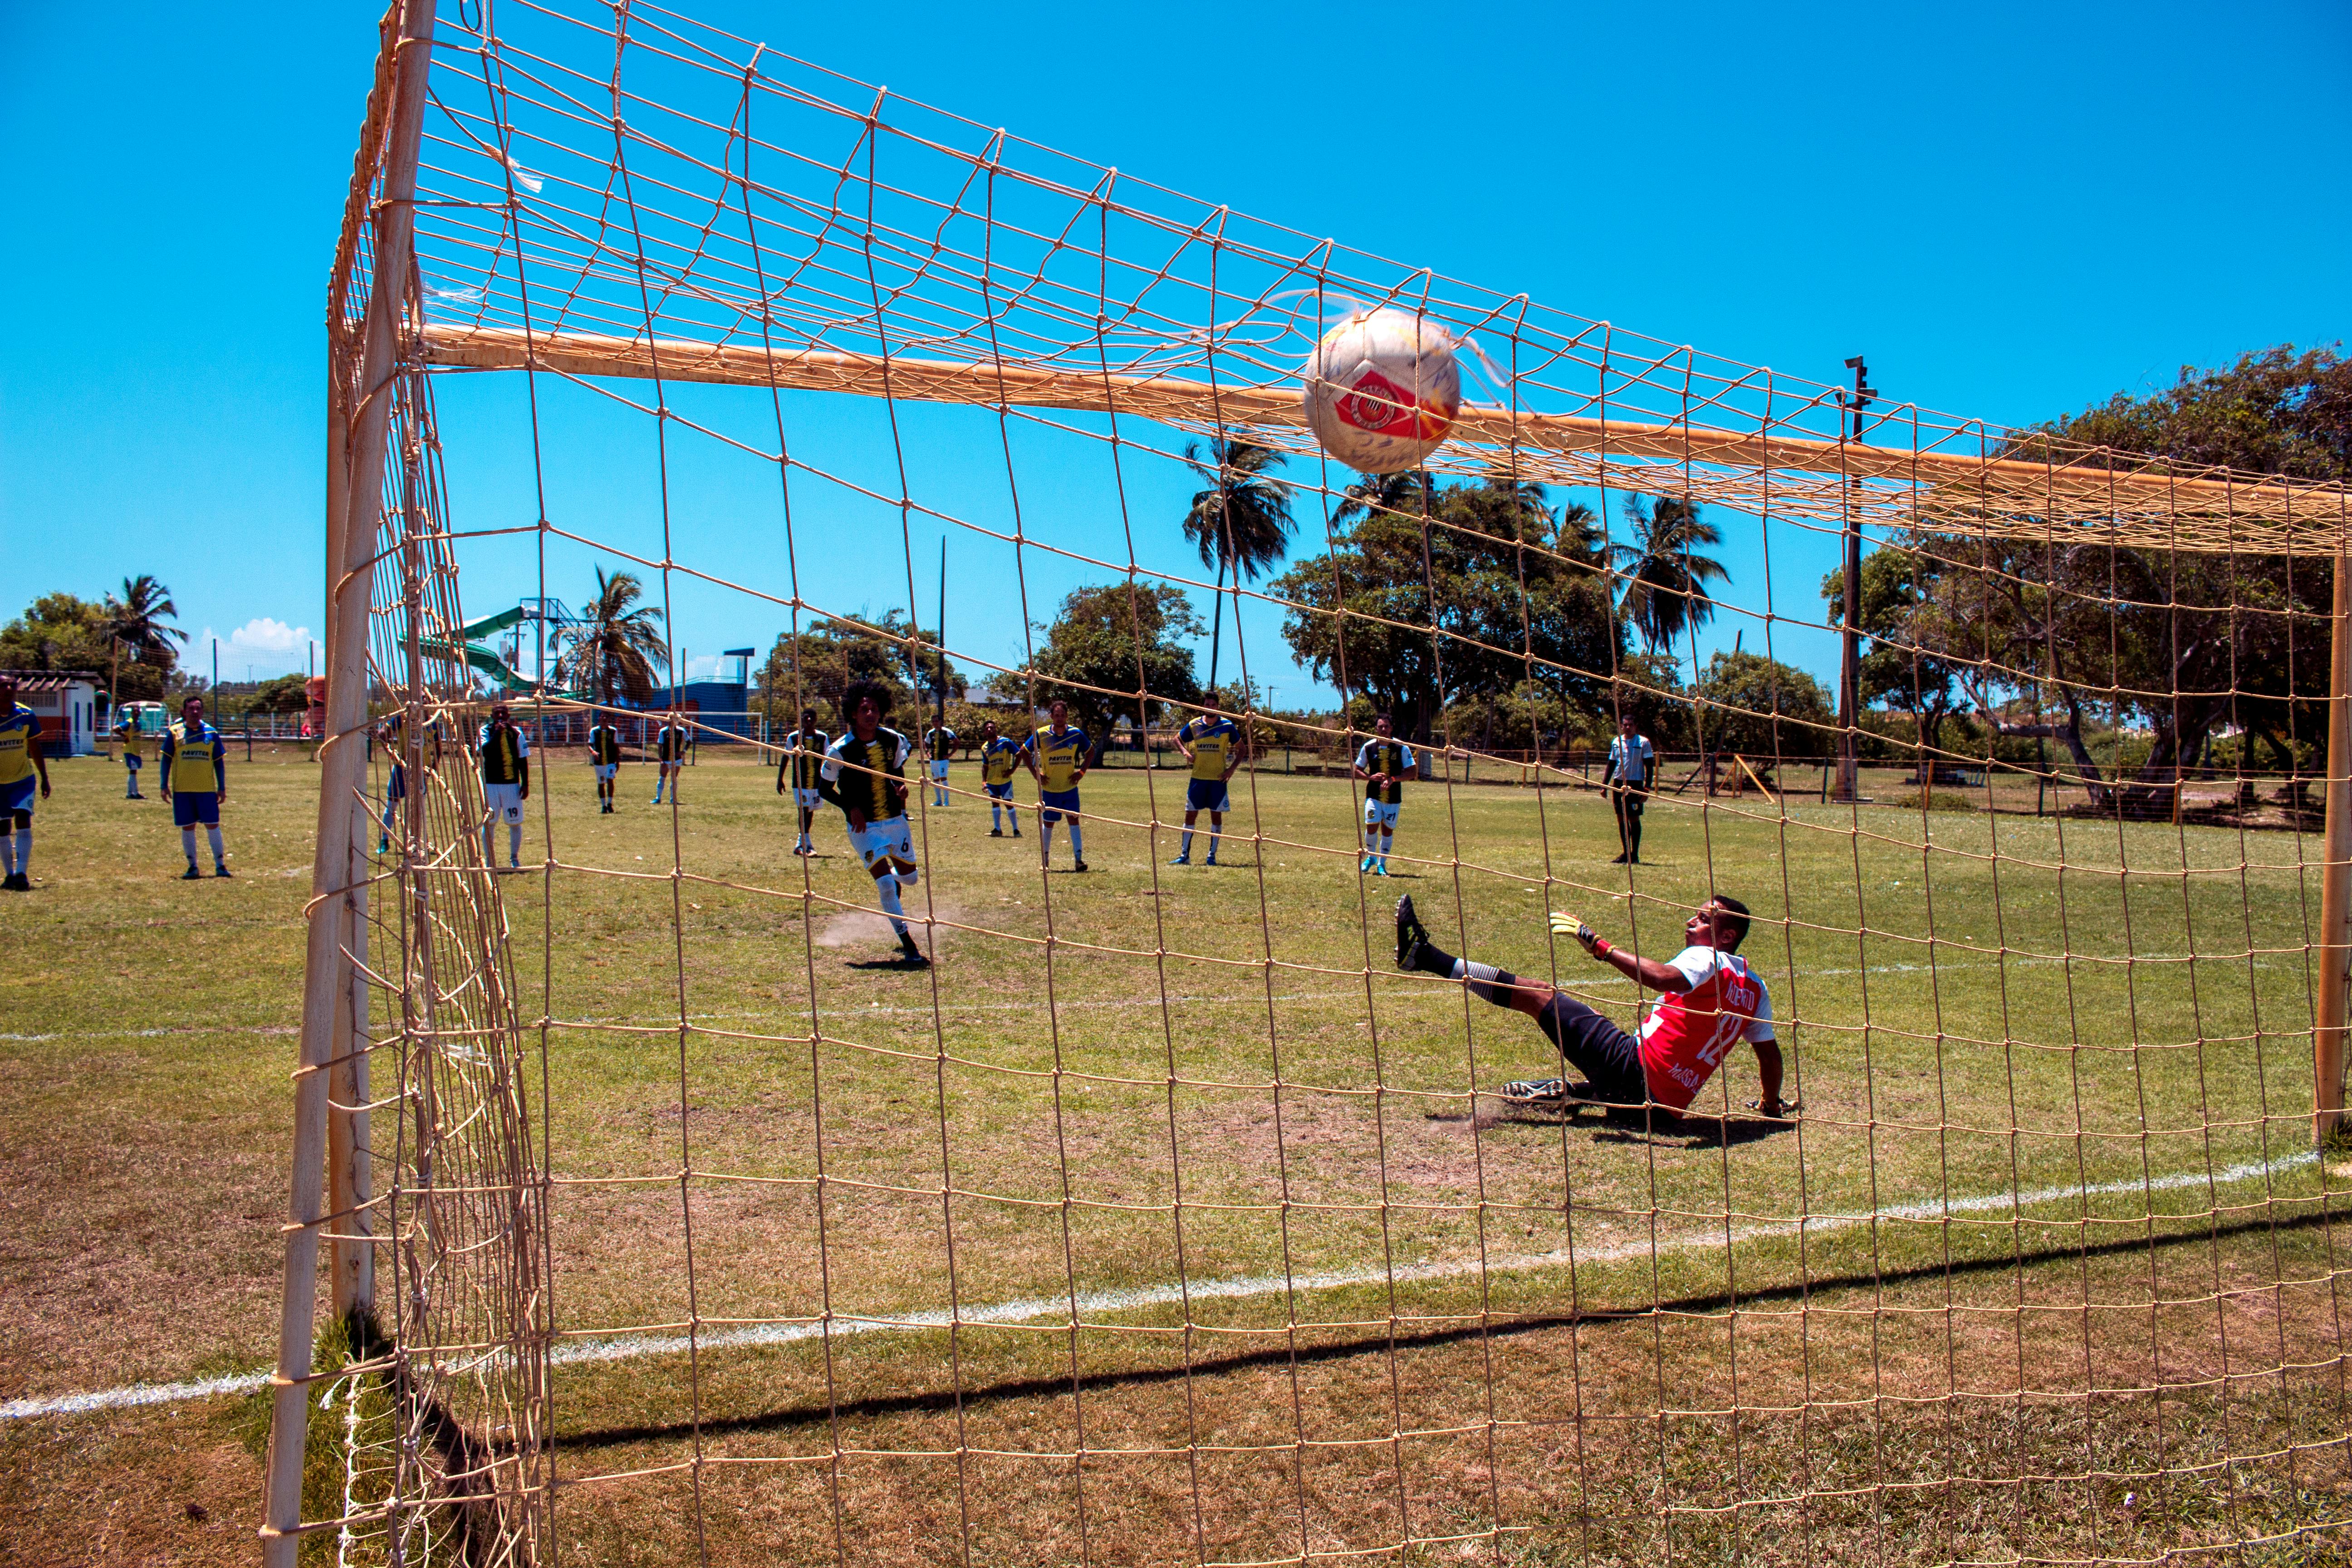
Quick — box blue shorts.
[124,754,142,771]
[985,782,1014,800]
[0,777,34,814]
[1039,788,1081,823]
[1185,779,1230,813]
[172,791,221,827]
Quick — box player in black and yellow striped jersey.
[978,719,1023,837]
[1019,699,1092,871]
[653,718,689,805]
[478,702,532,870]
[1351,712,1417,876]
[924,722,957,807]
[587,717,623,813]
[775,707,828,856]
[818,680,928,966]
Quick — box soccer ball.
[1301,308,1462,473]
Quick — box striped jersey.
[478,721,530,785]
[163,719,226,794]
[821,726,912,821]
[926,726,957,762]
[1023,725,1089,792]
[588,725,623,765]
[655,723,689,762]
[779,728,829,791]
[1355,738,1415,806]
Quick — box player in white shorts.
[776,706,828,856]
[477,701,532,870]
[653,718,688,804]
[818,680,928,966]
[923,721,956,807]
[1352,713,1415,876]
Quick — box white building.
[11,671,102,757]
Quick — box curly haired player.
[1394,893,1788,1117]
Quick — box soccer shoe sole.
[1393,895,1427,971]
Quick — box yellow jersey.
[0,705,38,786]
[981,737,1022,786]
[1179,715,1239,782]
[1023,725,1090,793]
[163,719,225,794]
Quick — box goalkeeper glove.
[1548,911,1601,956]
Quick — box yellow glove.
[1548,911,1600,955]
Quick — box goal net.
[269,3,2352,1564]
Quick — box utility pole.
[1835,355,1876,803]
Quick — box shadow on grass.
[551,1205,2337,1453]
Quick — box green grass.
[6,747,2352,1565]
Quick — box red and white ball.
[1301,308,1462,473]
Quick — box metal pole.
[1835,357,1872,803]
[2316,551,2352,1148]
[265,3,433,1560]
[211,639,219,724]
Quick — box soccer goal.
[269,3,2352,1563]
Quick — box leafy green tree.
[553,568,668,707]
[996,582,1204,735]
[0,593,110,672]
[1608,495,1729,654]
[2023,344,2351,481]
[1822,547,1968,758]
[1273,475,1626,745]
[1181,440,1296,691]
[1694,650,1835,760]
[758,610,933,725]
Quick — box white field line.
[5,1151,2316,1422]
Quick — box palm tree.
[1556,500,1604,565]
[552,567,668,706]
[1331,467,1436,530]
[1608,495,1729,654]
[100,575,187,708]
[1180,439,1295,692]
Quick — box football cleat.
[1500,1078,1570,1106]
[1394,895,1429,971]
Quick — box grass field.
[6,746,2352,1566]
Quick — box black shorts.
[1535,994,1649,1105]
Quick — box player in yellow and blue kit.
[161,694,230,878]
[118,716,147,799]
[979,719,1023,838]
[1169,691,1242,866]
[0,673,52,891]
[1352,713,1416,876]
[1020,699,1092,872]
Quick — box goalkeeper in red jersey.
[1394,893,1789,1117]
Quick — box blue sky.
[4,1,2347,701]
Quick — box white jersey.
[1607,733,1655,786]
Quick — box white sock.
[207,826,225,869]
[181,827,198,867]
[1364,824,1379,854]
[509,823,524,864]
[13,828,27,876]
[1042,822,1056,860]
[1179,828,1193,856]
[1380,832,1394,863]
[1067,823,1084,861]
[0,833,14,877]
[990,801,1002,831]
[876,876,908,936]
[1451,958,1511,1004]
[897,865,919,887]
[1206,825,1220,858]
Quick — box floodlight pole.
[1834,357,1874,803]
[265,1,435,1562]
[2318,551,2352,1148]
